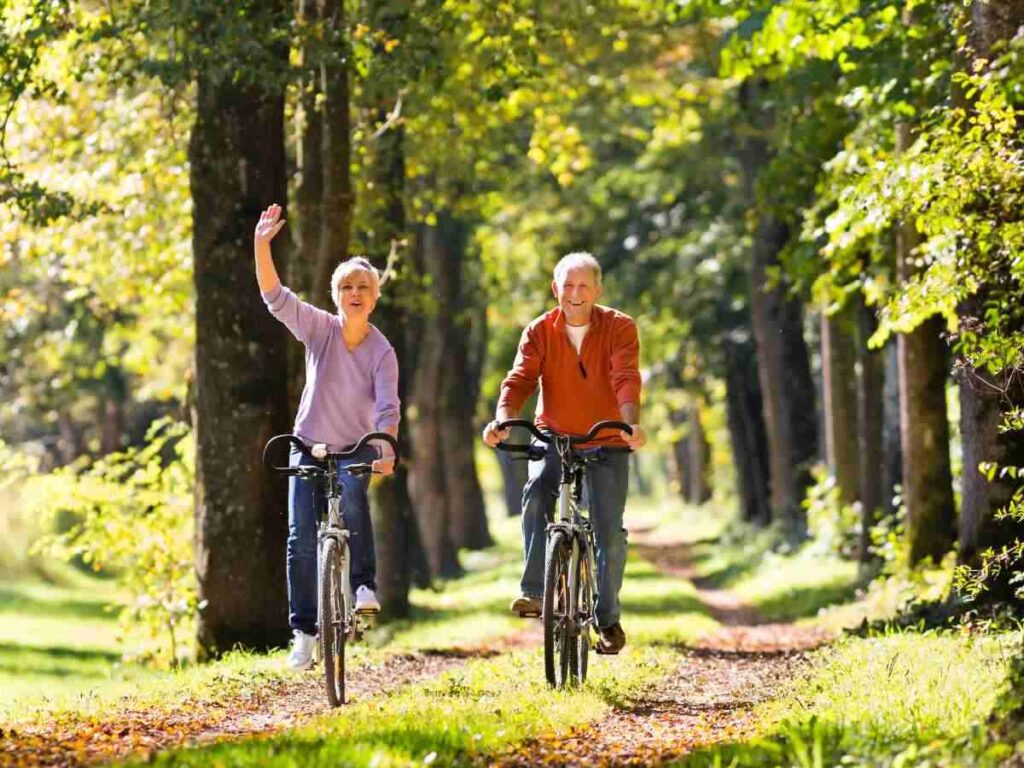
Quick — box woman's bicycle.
[494,419,632,688]
[263,431,399,707]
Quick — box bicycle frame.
[317,467,357,642]
[549,436,599,644]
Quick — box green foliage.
[802,463,860,558]
[30,419,197,668]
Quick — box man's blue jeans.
[288,444,377,636]
[520,442,630,627]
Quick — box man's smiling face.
[552,266,602,327]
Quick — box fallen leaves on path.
[490,534,833,767]
[491,647,807,767]
[0,636,536,768]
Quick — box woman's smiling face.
[338,270,378,320]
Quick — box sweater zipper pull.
[578,361,588,378]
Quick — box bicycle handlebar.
[263,432,400,473]
[494,419,634,454]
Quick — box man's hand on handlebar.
[482,419,511,448]
[622,424,647,450]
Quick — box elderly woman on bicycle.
[254,203,399,670]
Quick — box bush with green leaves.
[29,419,197,667]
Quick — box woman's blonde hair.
[331,256,381,309]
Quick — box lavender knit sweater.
[263,285,400,451]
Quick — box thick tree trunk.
[98,365,127,455]
[855,300,886,563]
[365,116,430,615]
[821,304,860,505]
[723,337,771,525]
[313,0,353,309]
[749,216,818,538]
[953,0,1024,597]
[438,220,491,551]
[958,367,1024,575]
[191,67,291,657]
[895,123,956,565]
[407,222,462,578]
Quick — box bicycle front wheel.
[573,544,591,684]
[319,537,347,706]
[543,530,576,688]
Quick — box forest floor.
[0,503,1018,767]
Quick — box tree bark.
[955,0,1024,592]
[895,122,956,565]
[313,0,353,310]
[438,220,491,551]
[190,62,291,656]
[497,425,529,516]
[821,304,861,505]
[723,336,771,525]
[855,299,886,563]
[407,221,462,578]
[748,215,818,538]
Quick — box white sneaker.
[287,629,316,670]
[355,585,381,614]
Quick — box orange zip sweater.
[498,304,642,447]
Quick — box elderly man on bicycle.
[483,252,646,654]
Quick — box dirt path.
[491,536,832,767]
[0,625,542,768]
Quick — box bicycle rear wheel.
[319,537,347,706]
[543,530,576,688]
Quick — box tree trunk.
[191,66,291,656]
[855,299,886,563]
[749,216,818,538]
[438,218,491,551]
[821,304,861,505]
[723,336,771,525]
[882,339,903,516]
[98,365,127,455]
[895,122,956,565]
[407,221,462,578]
[955,0,1024,593]
[313,0,353,309]
[293,0,323,295]
[497,425,529,516]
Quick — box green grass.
[690,527,863,623]
[135,645,674,767]
[675,629,1020,767]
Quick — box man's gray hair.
[553,251,602,287]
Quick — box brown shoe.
[510,595,542,617]
[595,622,626,654]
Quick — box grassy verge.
[675,629,1020,767]
[690,526,863,623]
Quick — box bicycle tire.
[543,530,576,688]
[320,537,347,706]
[574,545,591,684]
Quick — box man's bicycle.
[495,419,632,688]
[263,431,399,706]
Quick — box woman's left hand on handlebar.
[372,457,395,476]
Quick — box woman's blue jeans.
[519,442,630,628]
[287,444,377,636]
